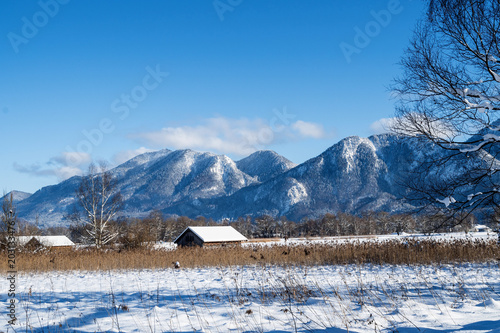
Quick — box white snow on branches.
[436,196,456,207]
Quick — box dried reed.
[1,239,498,272]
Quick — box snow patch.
[437,196,456,207]
[282,181,308,213]
[479,298,500,309]
[341,137,377,173]
[287,182,307,205]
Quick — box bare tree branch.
[392,0,500,227]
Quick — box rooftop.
[17,236,75,247]
[174,226,248,243]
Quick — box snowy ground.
[244,231,497,247]
[2,261,500,332]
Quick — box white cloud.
[113,147,155,165]
[49,152,92,167]
[291,120,328,139]
[370,117,397,135]
[134,117,276,156]
[133,116,333,156]
[54,166,84,180]
[14,152,91,181]
[13,163,55,177]
[370,115,455,139]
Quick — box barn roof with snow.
[471,224,492,232]
[174,226,247,247]
[17,236,75,248]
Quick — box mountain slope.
[16,176,81,224]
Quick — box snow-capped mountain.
[236,150,296,182]
[2,190,32,204]
[165,134,433,221]
[14,149,293,226]
[16,177,81,224]
[12,133,450,227]
[114,149,258,215]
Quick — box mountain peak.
[236,150,296,182]
[2,190,32,203]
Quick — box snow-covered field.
[2,261,500,332]
[244,231,497,247]
[152,231,497,250]
[2,232,499,332]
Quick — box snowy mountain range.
[164,134,440,221]
[9,133,444,227]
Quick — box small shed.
[471,225,492,233]
[17,236,75,250]
[174,226,248,247]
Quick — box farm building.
[471,225,493,233]
[174,226,248,247]
[17,236,75,250]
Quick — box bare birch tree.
[75,162,122,248]
[392,0,500,225]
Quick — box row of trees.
[64,209,476,248]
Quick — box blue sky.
[1,0,425,194]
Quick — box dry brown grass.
[1,239,498,272]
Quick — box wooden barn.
[17,236,75,251]
[174,226,248,247]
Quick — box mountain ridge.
[14,148,296,226]
[11,133,450,227]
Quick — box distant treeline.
[11,210,482,249]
